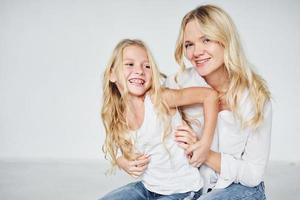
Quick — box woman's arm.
[205,101,272,186]
[116,154,150,178]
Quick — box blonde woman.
[165,4,272,200]
[100,39,219,199]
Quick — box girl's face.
[115,45,152,97]
[183,20,225,78]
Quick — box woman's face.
[183,20,225,77]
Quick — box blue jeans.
[196,182,266,200]
[99,181,203,200]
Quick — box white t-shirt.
[164,67,272,191]
[129,95,203,195]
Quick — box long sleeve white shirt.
[164,67,272,190]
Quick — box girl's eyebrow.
[123,58,133,62]
[123,58,149,63]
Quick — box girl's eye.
[144,64,151,69]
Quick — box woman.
[166,4,272,200]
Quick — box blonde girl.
[100,39,218,200]
[166,4,272,200]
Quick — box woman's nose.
[193,43,205,57]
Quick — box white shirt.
[164,67,272,191]
[129,95,203,195]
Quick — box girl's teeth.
[129,79,145,84]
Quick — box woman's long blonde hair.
[101,39,170,168]
[175,5,271,128]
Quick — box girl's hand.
[116,154,150,178]
[219,95,230,111]
[185,139,210,168]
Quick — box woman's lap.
[196,182,266,200]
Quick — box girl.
[100,39,219,200]
[166,4,272,200]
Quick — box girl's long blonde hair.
[175,5,271,128]
[101,39,170,168]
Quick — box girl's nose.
[134,65,144,75]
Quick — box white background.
[0,0,299,162]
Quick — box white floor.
[0,160,299,200]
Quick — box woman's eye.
[203,38,210,44]
[145,65,151,69]
[125,63,134,67]
[185,43,193,48]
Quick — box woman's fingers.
[134,156,150,167]
[175,133,196,145]
[136,154,150,161]
[127,154,151,178]
[185,142,197,156]
[130,164,147,173]
[129,162,149,178]
[175,125,198,145]
[176,125,197,137]
[177,141,190,150]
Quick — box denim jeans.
[99,181,203,200]
[196,182,266,200]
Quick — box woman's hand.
[175,124,198,161]
[175,124,211,167]
[116,154,150,178]
[186,138,211,168]
[175,124,198,150]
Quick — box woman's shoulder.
[239,90,272,121]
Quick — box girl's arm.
[163,87,219,166]
[162,87,218,109]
